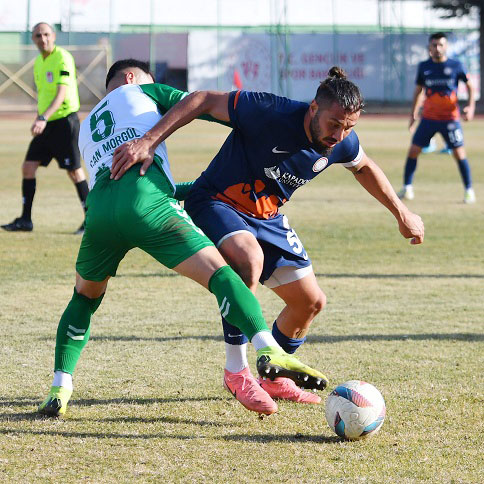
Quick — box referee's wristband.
[37,115,46,121]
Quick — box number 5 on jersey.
[90,100,116,142]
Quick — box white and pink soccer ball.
[325,380,386,440]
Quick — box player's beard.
[309,112,334,156]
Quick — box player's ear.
[125,71,135,84]
[310,100,319,116]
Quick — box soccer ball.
[325,380,386,440]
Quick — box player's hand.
[398,209,424,245]
[111,137,155,180]
[462,105,474,122]
[31,119,46,136]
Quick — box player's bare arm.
[409,85,424,131]
[111,90,230,179]
[348,154,424,244]
[462,80,475,122]
[31,84,67,136]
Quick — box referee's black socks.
[75,180,89,212]
[21,178,36,221]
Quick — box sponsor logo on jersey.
[264,166,281,179]
[46,71,53,83]
[425,79,452,87]
[264,165,310,188]
[312,157,328,172]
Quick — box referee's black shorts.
[25,112,81,171]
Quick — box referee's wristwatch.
[37,115,46,121]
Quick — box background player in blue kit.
[398,32,476,204]
[111,66,425,415]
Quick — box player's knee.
[408,145,421,158]
[68,168,86,183]
[311,290,326,315]
[22,162,37,178]
[302,289,326,318]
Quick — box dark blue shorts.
[412,118,464,149]
[185,198,311,284]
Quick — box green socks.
[54,288,104,374]
[208,265,269,341]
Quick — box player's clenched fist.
[398,210,424,245]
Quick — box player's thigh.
[75,184,130,281]
[25,131,53,168]
[412,119,438,148]
[256,213,311,284]
[135,197,215,272]
[439,120,465,150]
[52,113,82,171]
[186,198,256,249]
[186,198,263,277]
[173,246,227,289]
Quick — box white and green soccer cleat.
[38,386,73,417]
[397,185,414,201]
[256,346,328,391]
[464,188,476,204]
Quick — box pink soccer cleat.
[223,367,278,415]
[258,376,322,404]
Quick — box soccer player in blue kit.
[111,66,425,415]
[398,32,476,204]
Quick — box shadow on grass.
[78,332,483,343]
[307,332,484,343]
[0,427,211,440]
[116,272,179,278]
[222,433,342,444]
[0,395,224,409]
[316,273,484,279]
[0,426,341,443]
[0,412,230,429]
[88,334,224,343]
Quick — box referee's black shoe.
[1,217,33,232]
[74,222,85,235]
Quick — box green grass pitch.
[0,114,482,482]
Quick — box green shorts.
[76,165,214,281]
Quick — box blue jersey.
[416,58,468,121]
[189,90,363,219]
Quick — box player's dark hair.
[429,32,447,43]
[105,59,155,88]
[315,66,364,113]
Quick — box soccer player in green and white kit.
[38,59,327,418]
